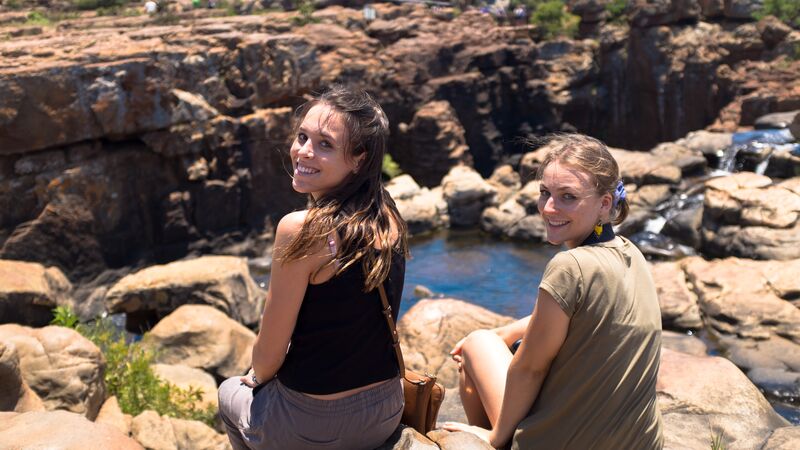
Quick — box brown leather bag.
[378,284,445,434]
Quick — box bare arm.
[251,211,328,383]
[488,289,570,448]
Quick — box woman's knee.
[217,377,243,418]
[462,329,505,357]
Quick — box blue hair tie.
[613,180,626,208]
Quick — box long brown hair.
[536,134,630,225]
[279,86,409,291]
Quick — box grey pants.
[218,376,403,450]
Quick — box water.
[400,230,559,318]
[717,128,795,173]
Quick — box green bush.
[382,154,402,179]
[605,0,628,24]
[530,0,580,39]
[72,0,126,11]
[754,0,800,28]
[51,307,217,426]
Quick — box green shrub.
[382,154,402,179]
[530,0,580,39]
[72,0,126,11]
[51,307,216,426]
[754,0,800,28]
[605,0,628,24]
[290,0,318,26]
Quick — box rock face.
[395,100,472,187]
[658,349,789,450]
[0,410,143,450]
[0,324,105,420]
[105,255,264,331]
[0,259,72,327]
[398,298,514,388]
[702,173,800,260]
[143,304,256,380]
[650,261,702,329]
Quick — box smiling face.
[289,103,364,200]
[538,161,612,249]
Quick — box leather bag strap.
[378,284,406,375]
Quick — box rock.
[699,0,724,17]
[0,341,45,413]
[441,166,497,228]
[131,410,177,450]
[386,174,423,202]
[609,148,682,186]
[677,130,733,160]
[755,110,799,130]
[718,334,800,404]
[0,324,105,419]
[650,142,707,175]
[0,410,143,450]
[661,330,708,356]
[650,261,702,330]
[515,180,541,214]
[657,349,789,450]
[702,174,800,260]
[413,285,434,298]
[628,0,701,28]
[487,165,521,205]
[106,255,264,331]
[479,199,527,237]
[427,429,494,449]
[661,199,703,248]
[723,0,762,19]
[395,101,473,187]
[791,109,800,140]
[629,184,672,208]
[747,368,800,402]
[398,299,514,388]
[143,304,256,380]
[375,424,439,450]
[95,396,132,437]
[394,186,449,235]
[762,426,800,450]
[756,15,792,49]
[682,256,800,341]
[151,363,219,410]
[0,259,73,327]
[170,416,232,450]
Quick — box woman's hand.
[442,422,494,447]
[240,368,259,388]
[450,336,467,372]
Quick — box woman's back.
[512,236,663,449]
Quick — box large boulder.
[95,396,132,437]
[650,261,702,330]
[0,410,143,450]
[0,259,72,327]
[130,410,231,450]
[398,299,515,389]
[658,349,789,450]
[395,100,473,187]
[702,173,800,260]
[106,255,265,331]
[387,175,449,235]
[0,341,45,413]
[0,324,105,419]
[441,166,497,228]
[143,304,256,380]
[151,363,219,410]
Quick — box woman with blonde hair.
[218,86,408,449]
[446,134,663,449]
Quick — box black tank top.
[276,252,405,394]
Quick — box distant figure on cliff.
[445,134,664,449]
[218,86,409,449]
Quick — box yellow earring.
[594,222,603,237]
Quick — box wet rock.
[650,262,702,330]
[106,255,264,331]
[0,260,73,327]
[702,174,800,260]
[661,199,703,248]
[151,364,219,410]
[677,130,733,163]
[658,349,789,450]
[718,334,800,404]
[629,231,696,259]
[747,368,800,402]
[394,100,472,188]
[0,341,45,413]
[131,410,231,450]
[661,330,707,356]
[441,166,497,228]
[755,110,799,130]
[0,324,105,420]
[143,304,255,380]
[398,299,514,389]
[683,257,800,341]
[0,410,143,450]
[628,0,701,28]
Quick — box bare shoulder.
[276,210,308,236]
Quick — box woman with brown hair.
[218,86,408,449]
[445,134,663,449]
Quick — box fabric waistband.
[275,377,402,415]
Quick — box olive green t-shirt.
[511,236,664,450]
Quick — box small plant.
[382,154,402,179]
[530,0,580,39]
[605,0,628,24]
[290,0,318,26]
[51,307,216,426]
[754,0,800,28]
[710,429,725,450]
[72,0,127,11]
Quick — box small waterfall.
[717,129,795,173]
[755,152,773,175]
